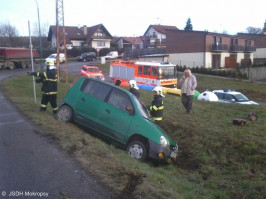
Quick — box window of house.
[138,66,143,75]
[152,32,157,38]
[97,41,105,47]
[143,66,151,75]
[212,36,222,44]
[94,32,105,37]
[245,40,251,46]
[231,38,238,45]
[217,37,222,44]
[244,53,250,59]
[230,54,237,60]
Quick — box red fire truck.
[109,60,177,88]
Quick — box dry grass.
[2,72,266,198]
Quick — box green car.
[56,77,178,161]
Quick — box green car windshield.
[132,95,153,121]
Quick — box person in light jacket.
[179,69,197,114]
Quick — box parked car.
[81,65,105,81]
[76,52,97,62]
[45,53,65,64]
[56,77,178,161]
[212,90,258,105]
[104,51,118,60]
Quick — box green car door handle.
[81,97,85,102]
[105,109,110,114]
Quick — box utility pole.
[56,0,68,83]
[34,0,43,70]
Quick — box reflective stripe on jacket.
[32,70,58,95]
[150,95,164,120]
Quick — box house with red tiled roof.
[47,24,113,50]
[165,29,256,68]
[117,36,150,50]
[143,25,179,48]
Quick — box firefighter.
[128,80,140,98]
[28,60,58,114]
[150,87,164,125]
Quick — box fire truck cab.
[109,60,177,87]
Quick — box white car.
[45,53,65,64]
[104,51,118,60]
[212,90,258,105]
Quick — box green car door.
[75,79,112,130]
[98,88,134,143]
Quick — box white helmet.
[153,87,164,97]
[128,80,139,89]
[46,60,56,70]
[46,60,55,66]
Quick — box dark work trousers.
[40,94,58,114]
[181,93,193,113]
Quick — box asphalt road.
[0,66,114,199]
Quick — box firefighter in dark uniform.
[28,60,58,114]
[150,87,164,125]
[128,80,140,98]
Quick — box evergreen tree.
[184,18,193,31]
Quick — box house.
[47,24,113,51]
[165,29,256,68]
[143,25,179,48]
[117,36,150,50]
[237,21,266,65]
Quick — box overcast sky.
[0,0,265,37]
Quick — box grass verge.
[2,72,266,198]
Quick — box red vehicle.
[109,60,177,87]
[81,65,105,81]
[0,47,39,70]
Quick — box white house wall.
[52,34,56,48]
[169,52,205,68]
[205,52,212,68]
[71,40,83,47]
[145,27,166,41]
[221,53,230,67]
[117,39,123,49]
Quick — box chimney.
[83,25,87,35]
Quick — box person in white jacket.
[179,69,197,114]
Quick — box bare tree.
[0,22,19,47]
[32,22,50,37]
[246,27,262,34]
